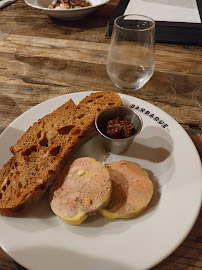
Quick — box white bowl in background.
[24,0,110,20]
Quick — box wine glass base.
[115,83,144,91]
[0,29,10,41]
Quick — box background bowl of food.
[24,0,110,20]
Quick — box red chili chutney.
[104,117,135,139]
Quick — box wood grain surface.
[0,0,201,269]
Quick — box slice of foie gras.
[49,157,112,225]
[99,160,153,219]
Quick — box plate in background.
[24,0,110,20]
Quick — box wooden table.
[0,0,201,269]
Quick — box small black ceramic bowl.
[95,106,143,154]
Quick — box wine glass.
[0,29,10,40]
[0,21,10,40]
[107,14,155,91]
[192,86,202,144]
[192,86,202,108]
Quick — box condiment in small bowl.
[95,106,143,154]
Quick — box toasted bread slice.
[11,92,122,154]
[49,157,112,225]
[10,99,76,154]
[77,91,122,113]
[99,160,153,219]
[0,91,122,216]
[0,107,96,216]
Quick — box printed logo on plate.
[130,104,170,132]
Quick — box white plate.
[0,91,201,270]
[24,0,110,20]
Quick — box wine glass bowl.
[0,29,10,41]
[192,86,202,108]
[107,14,155,91]
[192,86,202,136]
